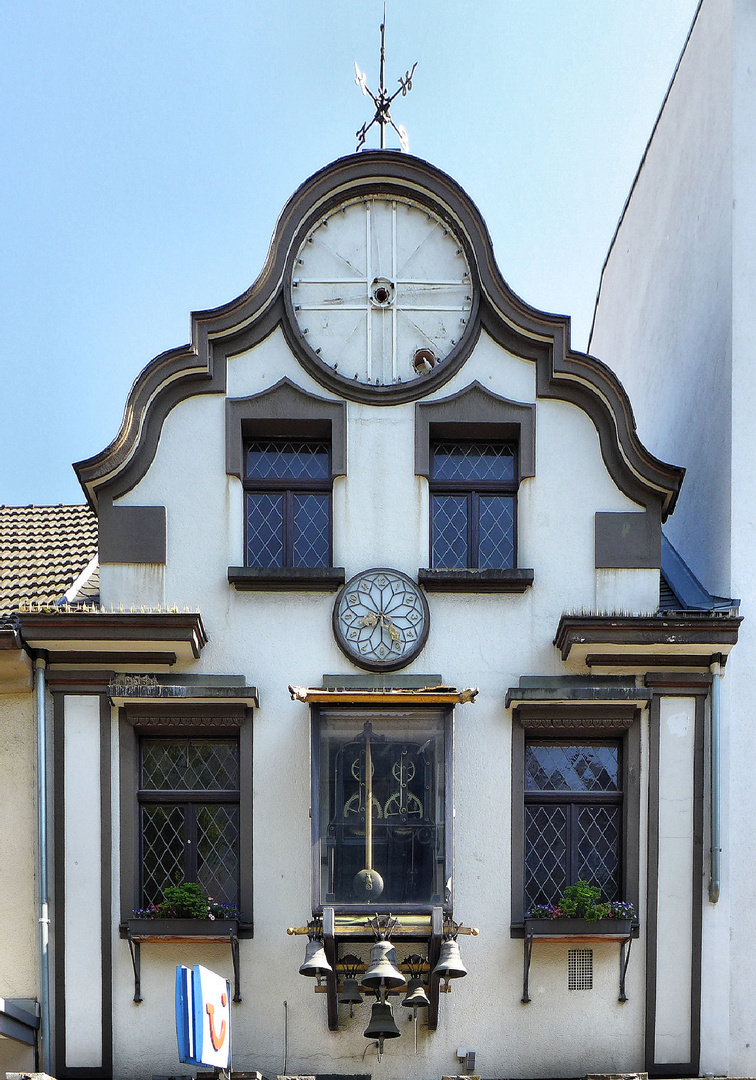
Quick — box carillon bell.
[432,938,467,984]
[339,977,363,1006]
[339,975,364,1019]
[361,940,406,990]
[299,938,333,984]
[363,1001,401,1041]
[401,976,430,1010]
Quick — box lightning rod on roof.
[354,3,417,153]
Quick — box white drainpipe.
[34,655,51,1070]
[709,659,721,904]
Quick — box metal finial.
[354,3,417,152]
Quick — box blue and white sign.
[175,964,231,1070]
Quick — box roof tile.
[0,505,98,613]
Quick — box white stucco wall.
[94,323,661,1080]
[63,694,103,1068]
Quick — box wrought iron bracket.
[521,933,533,1004]
[125,927,242,1003]
[229,926,242,1003]
[618,934,632,1002]
[126,931,142,1004]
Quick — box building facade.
[0,148,740,1079]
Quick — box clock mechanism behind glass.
[322,718,446,906]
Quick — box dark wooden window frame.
[310,704,454,916]
[429,440,518,571]
[119,703,254,936]
[523,738,623,909]
[243,439,333,570]
[510,705,641,935]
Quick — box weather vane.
[354,3,417,152]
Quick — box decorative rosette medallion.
[333,568,430,671]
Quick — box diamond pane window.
[292,494,330,567]
[244,439,332,568]
[431,495,468,568]
[246,440,330,480]
[138,737,240,909]
[246,494,284,568]
[430,442,516,482]
[430,441,517,569]
[524,739,622,910]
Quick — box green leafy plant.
[133,881,242,922]
[159,882,210,919]
[526,880,635,923]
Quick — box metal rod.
[282,1000,288,1076]
[365,728,373,873]
[709,660,722,902]
[34,656,51,1068]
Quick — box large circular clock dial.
[333,568,430,671]
[290,196,473,387]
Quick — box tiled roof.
[0,505,98,615]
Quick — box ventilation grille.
[568,947,593,990]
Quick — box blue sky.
[0,1,699,506]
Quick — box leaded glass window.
[524,740,622,910]
[139,738,240,908]
[430,441,517,569]
[244,439,331,568]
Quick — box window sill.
[228,566,345,592]
[418,568,534,593]
[512,917,636,940]
[120,918,253,941]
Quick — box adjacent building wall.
[590,0,733,598]
[592,1,756,1074]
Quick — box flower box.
[524,917,633,940]
[122,918,240,942]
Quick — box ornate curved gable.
[74,151,684,519]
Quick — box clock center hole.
[370,278,395,307]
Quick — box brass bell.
[432,938,467,983]
[402,977,430,1010]
[363,1001,401,1041]
[361,940,406,991]
[299,938,333,984]
[339,977,363,1006]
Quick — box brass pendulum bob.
[299,938,333,985]
[361,940,406,992]
[353,724,385,900]
[363,1000,401,1060]
[432,938,467,988]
